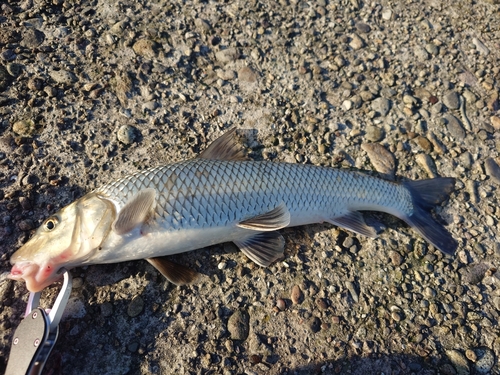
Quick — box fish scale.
[95,158,410,231]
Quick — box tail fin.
[402,178,457,255]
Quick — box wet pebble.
[361,142,396,180]
[484,158,500,184]
[443,91,460,110]
[227,309,249,341]
[127,296,144,317]
[291,285,304,304]
[117,125,138,145]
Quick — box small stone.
[371,97,391,116]
[443,114,465,139]
[490,116,500,130]
[349,34,365,50]
[389,251,403,266]
[127,342,139,353]
[473,347,495,373]
[215,47,239,63]
[132,39,157,58]
[238,66,258,83]
[291,285,304,304]
[117,125,138,145]
[355,22,371,33]
[49,69,77,85]
[446,349,470,375]
[472,37,490,56]
[194,18,211,33]
[364,125,384,142]
[345,281,359,303]
[18,219,34,231]
[465,349,477,362]
[21,28,45,48]
[342,100,352,111]
[443,91,460,110]
[12,119,36,136]
[484,158,500,184]
[127,296,144,317]
[100,302,113,317]
[415,153,438,178]
[381,8,393,20]
[276,298,286,311]
[414,45,429,61]
[227,309,250,341]
[361,142,396,180]
[425,43,439,55]
[315,298,328,310]
[391,311,402,322]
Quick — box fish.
[7,129,457,292]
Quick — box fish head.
[9,193,116,292]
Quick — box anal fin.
[237,203,291,231]
[328,211,377,238]
[113,188,156,235]
[146,257,200,285]
[234,231,285,267]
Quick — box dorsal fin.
[199,128,248,161]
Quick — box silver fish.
[8,129,457,292]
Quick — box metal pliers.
[5,270,72,375]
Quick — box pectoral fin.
[237,203,291,231]
[327,211,377,238]
[234,231,285,267]
[146,257,200,285]
[113,188,156,235]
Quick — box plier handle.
[5,270,72,375]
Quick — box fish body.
[8,130,457,292]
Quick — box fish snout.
[8,262,60,292]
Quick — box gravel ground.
[1,0,500,374]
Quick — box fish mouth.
[8,262,61,292]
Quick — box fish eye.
[44,217,58,231]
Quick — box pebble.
[490,116,500,130]
[425,42,439,56]
[132,39,157,58]
[117,125,138,145]
[472,37,490,56]
[215,47,239,63]
[315,298,328,310]
[227,309,249,341]
[414,45,429,61]
[291,285,304,304]
[364,125,384,142]
[415,153,438,178]
[382,8,393,20]
[18,219,34,231]
[49,69,77,85]
[361,142,396,180]
[355,22,371,34]
[100,302,113,317]
[371,97,391,116]
[345,281,359,303]
[238,66,258,83]
[443,91,460,110]
[473,347,495,373]
[445,349,469,375]
[389,250,403,266]
[443,113,465,139]
[124,296,145,319]
[349,34,365,50]
[12,119,36,136]
[21,28,45,48]
[276,298,286,311]
[484,158,500,184]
